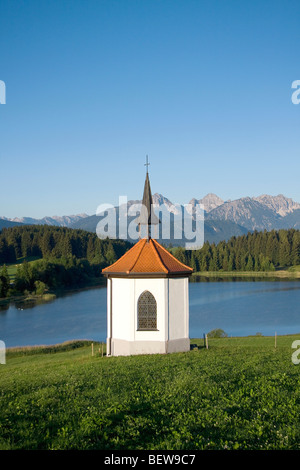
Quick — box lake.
[1,279,300,348]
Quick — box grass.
[1,336,300,450]
[6,264,18,282]
[288,265,300,273]
[4,256,42,282]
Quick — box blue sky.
[1,0,300,218]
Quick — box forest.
[0,225,300,298]
[0,225,131,298]
[171,228,300,273]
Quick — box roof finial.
[144,155,150,174]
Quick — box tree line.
[0,225,130,265]
[1,225,300,298]
[0,225,131,298]
[172,228,300,272]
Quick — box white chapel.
[102,169,193,356]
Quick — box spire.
[144,154,150,174]
[137,156,160,239]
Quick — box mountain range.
[203,194,300,232]
[1,193,300,245]
[0,214,89,229]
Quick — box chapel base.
[107,337,190,356]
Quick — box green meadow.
[5,256,42,283]
[0,336,300,450]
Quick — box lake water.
[1,279,300,348]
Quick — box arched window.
[137,290,157,330]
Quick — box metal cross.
[144,155,150,173]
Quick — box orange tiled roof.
[102,238,193,277]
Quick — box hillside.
[0,219,23,230]
[206,197,282,231]
[279,208,300,230]
[0,214,89,228]
[1,336,299,450]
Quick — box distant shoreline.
[192,270,300,279]
[1,270,299,307]
[0,278,106,307]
